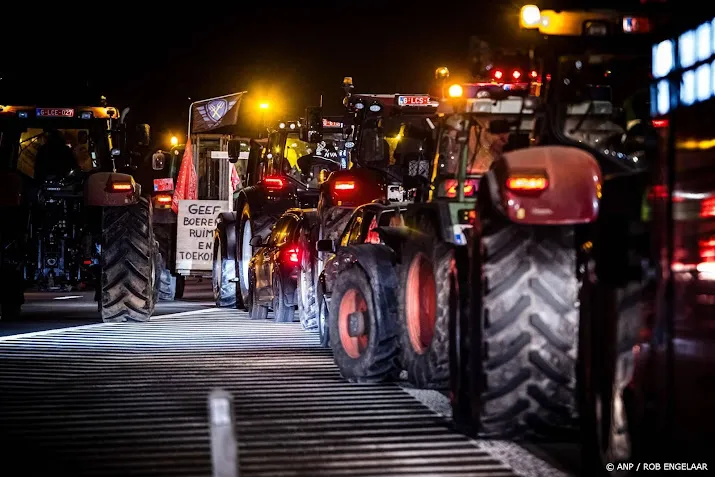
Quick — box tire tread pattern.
[480,223,579,439]
[100,197,156,323]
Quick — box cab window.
[269,216,296,247]
[265,132,281,175]
[340,211,363,247]
[363,211,380,244]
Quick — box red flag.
[230,165,240,192]
[171,139,198,214]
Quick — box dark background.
[0,0,673,148]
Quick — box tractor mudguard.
[375,226,426,260]
[85,172,140,207]
[336,244,399,293]
[0,171,22,207]
[485,145,602,225]
[216,212,237,263]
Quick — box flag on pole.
[171,138,198,214]
[230,165,241,193]
[191,92,245,133]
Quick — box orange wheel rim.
[406,253,437,354]
[338,288,369,359]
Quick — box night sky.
[0,1,673,147]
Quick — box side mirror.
[316,239,336,253]
[488,119,512,135]
[303,107,323,143]
[250,236,265,247]
[227,139,243,164]
[136,124,151,146]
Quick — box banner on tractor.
[172,139,198,214]
[190,92,245,133]
[176,200,229,273]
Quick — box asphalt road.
[0,278,215,337]
[0,279,582,476]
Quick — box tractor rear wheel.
[470,222,580,439]
[329,264,399,383]
[297,223,318,331]
[100,197,157,323]
[398,235,453,389]
[213,222,237,308]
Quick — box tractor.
[0,103,160,322]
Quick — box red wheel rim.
[338,288,369,359]
[406,253,437,354]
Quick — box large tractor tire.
[316,280,330,348]
[155,247,175,301]
[154,224,176,301]
[100,197,157,323]
[467,222,581,439]
[272,274,295,323]
[247,270,268,320]
[320,206,353,243]
[297,222,319,331]
[398,234,453,390]
[329,262,399,383]
[213,221,237,308]
[237,204,274,311]
[580,272,642,475]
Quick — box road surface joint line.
[0,308,223,342]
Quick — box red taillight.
[282,246,301,265]
[264,176,285,190]
[701,197,715,218]
[493,70,503,80]
[530,70,538,78]
[652,119,669,128]
[512,70,521,80]
[154,193,172,209]
[649,185,685,202]
[506,175,548,192]
[83,260,92,265]
[445,179,478,198]
[700,238,715,261]
[334,180,355,191]
[111,182,132,191]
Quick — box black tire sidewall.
[329,265,398,382]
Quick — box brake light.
[530,70,538,78]
[445,179,478,198]
[154,193,172,209]
[701,197,715,218]
[111,182,132,191]
[652,119,669,128]
[512,70,521,80]
[334,180,355,191]
[700,238,715,261]
[506,175,548,192]
[493,70,503,80]
[282,245,301,265]
[264,176,285,191]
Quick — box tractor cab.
[433,71,538,207]
[517,5,666,175]
[0,105,142,181]
[305,78,439,206]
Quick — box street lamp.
[170,136,178,146]
[259,102,269,110]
